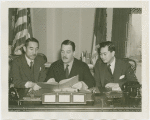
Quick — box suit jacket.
[46,58,95,88]
[94,58,137,90]
[12,54,47,88]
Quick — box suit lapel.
[34,56,40,82]
[100,63,107,87]
[57,60,66,80]
[113,59,121,82]
[21,55,32,81]
[69,58,77,78]
[61,60,66,78]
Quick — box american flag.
[11,8,33,55]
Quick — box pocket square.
[119,75,125,79]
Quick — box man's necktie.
[107,64,112,75]
[30,61,33,69]
[30,61,34,81]
[65,64,69,79]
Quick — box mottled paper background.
[1,1,149,119]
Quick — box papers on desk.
[37,75,90,92]
[54,81,89,92]
[37,75,79,90]
[72,81,88,90]
[54,88,78,92]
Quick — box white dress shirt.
[109,57,116,74]
[25,55,34,67]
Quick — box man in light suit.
[46,40,95,88]
[12,38,47,94]
[94,41,137,92]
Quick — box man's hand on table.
[105,83,121,91]
[27,82,41,93]
[89,87,100,93]
[25,81,35,88]
[47,78,56,83]
[32,83,41,91]
[105,83,119,88]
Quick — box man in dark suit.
[46,40,95,88]
[94,41,137,91]
[12,38,47,92]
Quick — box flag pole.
[91,8,97,55]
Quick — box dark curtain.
[111,8,131,58]
[94,8,107,45]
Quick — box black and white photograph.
[1,1,149,119]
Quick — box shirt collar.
[110,57,115,67]
[64,58,74,68]
[25,54,34,66]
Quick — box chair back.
[9,55,20,85]
[122,58,137,73]
[38,53,47,62]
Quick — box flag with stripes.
[12,8,33,55]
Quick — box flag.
[12,8,33,55]
[91,35,99,66]
[91,8,107,66]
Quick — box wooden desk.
[9,103,141,112]
[9,93,141,112]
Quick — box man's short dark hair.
[61,40,75,51]
[99,41,115,52]
[25,37,39,48]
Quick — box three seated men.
[11,38,138,94]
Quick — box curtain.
[126,10,142,62]
[94,8,107,45]
[91,8,107,65]
[111,8,130,58]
